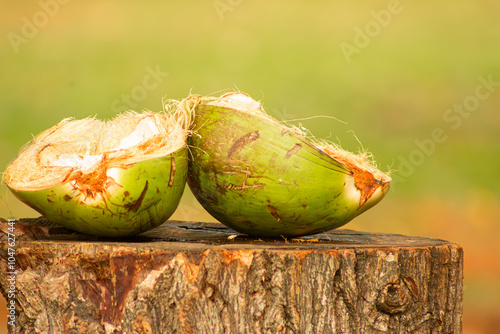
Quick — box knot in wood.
[376,277,418,315]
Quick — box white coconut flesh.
[206,92,392,207]
[4,112,187,192]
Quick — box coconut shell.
[187,92,391,237]
[3,111,190,237]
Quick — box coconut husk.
[182,91,391,186]
[3,106,192,192]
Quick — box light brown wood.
[0,217,463,333]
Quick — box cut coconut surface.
[184,91,392,237]
[2,106,192,237]
[4,111,187,192]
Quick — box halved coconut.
[185,92,391,237]
[3,109,190,237]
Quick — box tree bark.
[0,217,463,334]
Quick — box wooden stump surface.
[0,218,463,334]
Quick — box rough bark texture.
[0,218,463,334]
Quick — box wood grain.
[0,218,463,333]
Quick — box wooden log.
[0,217,463,334]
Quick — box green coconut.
[185,92,391,237]
[3,108,190,237]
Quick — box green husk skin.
[187,96,390,237]
[8,148,187,237]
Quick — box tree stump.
[0,217,463,334]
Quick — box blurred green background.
[1,0,499,332]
